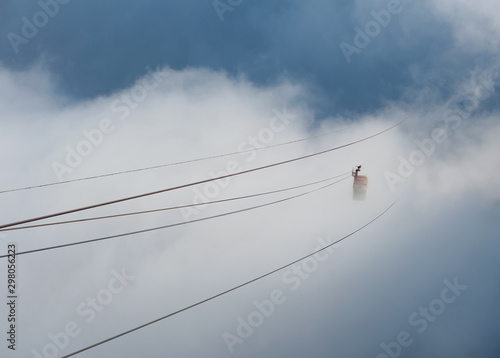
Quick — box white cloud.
[429,0,500,51]
[0,64,499,358]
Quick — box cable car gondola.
[352,165,367,201]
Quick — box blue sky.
[2,0,498,115]
[0,1,499,358]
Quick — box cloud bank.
[0,60,499,357]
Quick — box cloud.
[0,63,499,358]
[429,0,500,51]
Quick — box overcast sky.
[0,1,499,357]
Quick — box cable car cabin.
[353,175,368,200]
[352,165,367,201]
